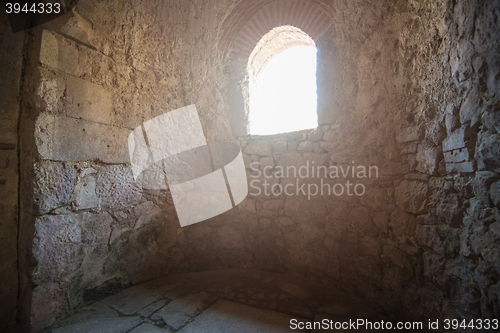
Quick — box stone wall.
[390,0,500,320]
[0,8,24,333]
[15,0,500,332]
[18,0,238,331]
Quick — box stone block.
[416,142,442,175]
[96,165,142,210]
[405,173,429,181]
[473,171,500,205]
[129,323,166,333]
[34,161,77,214]
[422,252,445,278]
[394,180,429,214]
[44,9,94,47]
[491,181,500,207]
[176,299,302,333]
[459,89,481,125]
[442,128,466,152]
[350,206,375,236]
[476,133,500,171]
[400,141,418,154]
[383,245,413,274]
[396,125,422,143]
[275,152,306,170]
[151,292,213,329]
[32,212,112,284]
[431,193,462,226]
[297,140,314,151]
[35,113,130,163]
[66,76,113,125]
[35,69,66,113]
[275,216,294,227]
[259,156,275,171]
[307,127,323,141]
[39,30,79,75]
[273,140,287,153]
[372,212,389,233]
[416,225,444,255]
[72,174,97,210]
[103,284,165,315]
[243,140,272,156]
[444,148,469,164]
[389,210,417,240]
[445,161,475,174]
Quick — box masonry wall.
[18,1,236,331]
[0,8,24,333]
[16,0,500,332]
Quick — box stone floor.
[41,270,397,333]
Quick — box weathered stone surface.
[35,113,130,163]
[151,292,212,329]
[491,181,500,207]
[416,142,442,175]
[32,212,112,284]
[45,9,94,46]
[96,165,142,210]
[416,226,444,255]
[372,212,389,233]
[284,197,326,222]
[446,161,475,174]
[103,285,164,315]
[72,174,98,210]
[308,128,323,141]
[17,0,500,328]
[473,171,500,205]
[389,210,416,241]
[476,133,500,171]
[383,246,413,275]
[422,252,445,278]
[66,76,113,125]
[129,323,166,333]
[137,300,167,318]
[297,140,314,151]
[442,128,466,152]
[444,148,469,164]
[259,156,275,171]
[243,141,272,156]
[394,180,429,214]
[39,30,79,75]
[34,161,77,214]
[178,299,301,333]
[396,126,422,143]
[275,216,294,227]
[52,317,143,333]
[273,141,287,153]
[262,199,284,210]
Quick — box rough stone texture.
[151,292,213,329]
[11,0,500,331]
[45,270,385,333]
[0,7,24,332]
[395,180,429,214]
[52,317,142,333]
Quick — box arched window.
[248,26,318,135]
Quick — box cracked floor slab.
[43,269,389,333]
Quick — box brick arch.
[219,0,335,58]
[248,25,315,79]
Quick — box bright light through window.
[249,45,318,135]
